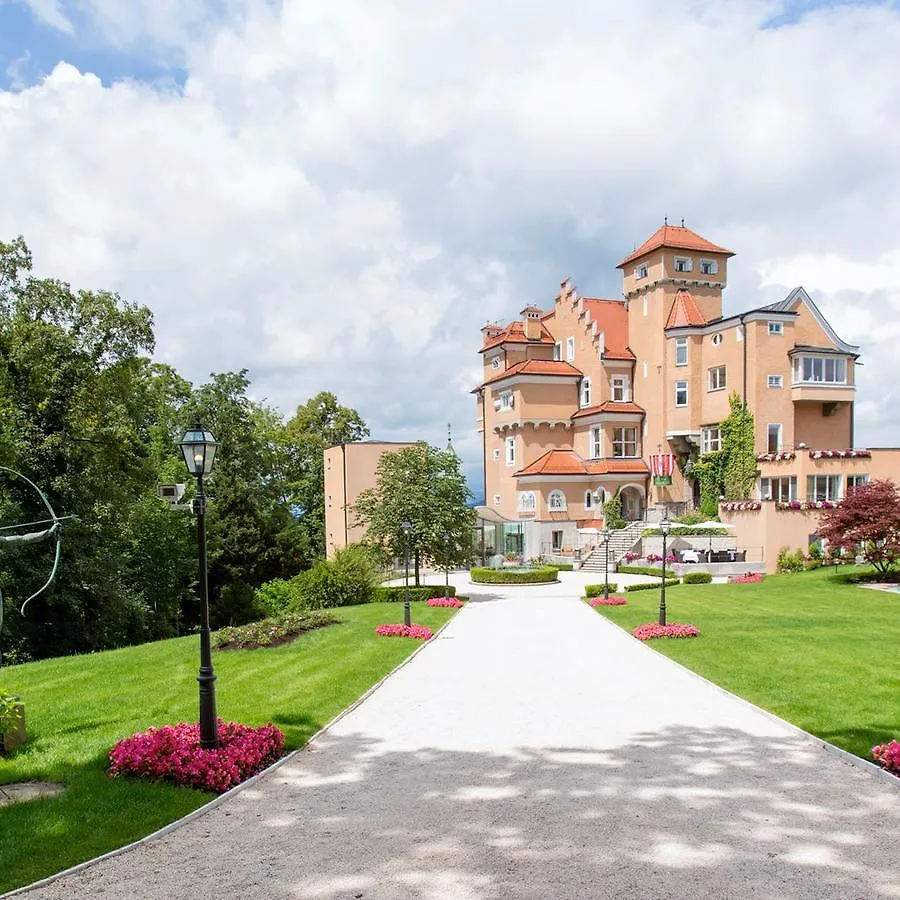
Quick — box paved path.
[19,575,900,899]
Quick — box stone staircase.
[578,521,646,572]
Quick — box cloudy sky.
[2,0,899,497]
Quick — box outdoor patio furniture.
[681,550,700,564]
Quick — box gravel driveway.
[15,574,900,899]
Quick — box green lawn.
[592,568,900,761]
[0,601,457,894]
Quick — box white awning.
[474,505,513,524]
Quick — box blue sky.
[2,0,900,496]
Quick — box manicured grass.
[591,568,900,763]
[0,601,457,894]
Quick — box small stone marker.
[0,782,64,806]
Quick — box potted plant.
[0,690,26,754]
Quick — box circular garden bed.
[469,566,559,584]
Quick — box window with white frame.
[584,490,594,510]
[701,425,722,454]
[612,427,637,458]
[674,337,688,367]
[490,355,502,370]
[611,375,630,401]
[708,365,727,392]
[552,342,561,361]
[566,337,575,361]
[548,489,567,511]
[792,355,848,385]
[674,256,693,273]
[768,321,784,336]
[518,491,536,513]
[635,263,649,279]
[675,380,688,407]
[492,448,500,460]
[499,390,514,411]
[766,423,782,453]
[768,375,783,389]
[551,530,563,551]
[580,378,591,408]
[807,475,841,502]
[590,426,602,459]
[846,474,869,492]
[760,476,797,502]
[505,436,516,465]
[700,259,718,275]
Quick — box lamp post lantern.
[600,527,611,599]
[179,422,220,750]
[442,530,451,600]
[658,514,671,626]
[401,520,412,627]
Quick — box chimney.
[519,306,543,341]
[481,321,504,344]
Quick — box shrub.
[373,584,457,602]
[673,511,709,525]
[108,720,285,794]
[624,578,680,592]
[622,551,640,563]
[254,578,299,617]
[549,563,574,572]
[776,547,806,574]
[683,572,712,584]
[872,739,900,775]
[469,566,558,584]
[213,611,338,650]
[633,623,700,641]
[374,624,433,640]
[587,596,627,606]
[584,583,618,596]
[604,490,625,529]
[292,545,379,610]
[618,565,674,577]
[427,597,464,607]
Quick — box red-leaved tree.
[817,479,900,573]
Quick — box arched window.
[584,490,593,510]
[518,491,536,513]
[548,490,567,511]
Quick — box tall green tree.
[353,443,474,585]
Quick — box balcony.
[791,382,855,404]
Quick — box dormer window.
[674,257,692,273]
[700,259,718,275]
[635,263,649,279]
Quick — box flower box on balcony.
[720,501,761,512]
[756,451,796,462]
[775,500,838,510]
[809,449,871,460]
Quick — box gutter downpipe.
[340,441,348,549]
[480,388,488,565]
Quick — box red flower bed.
[632,623,700,641]
[728,573,763,584]
[588,596,627,606]
[374,624,433,640]
[873,739,900,775]
[427,597,463,607]
[108,720,284,794]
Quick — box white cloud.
[3,0,900,496]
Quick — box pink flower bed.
[728,573,763,584]
[632,623,700,641]
[108,719,284,794]
[873,740,900,776]
[427,597,463,607]
[588,596,627,606]
[374,624,433,640]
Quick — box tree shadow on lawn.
[33,725,900,900]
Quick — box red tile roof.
[665,289,707,329]
[617,224,734,269]
[571,401,645,419]
[515,449,650,477]
[480,319,556,351]
[482,359,582,386]
[581,298,635,360]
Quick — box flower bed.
[374,624,433,640]
[632,623,700,641]
[728,573,763,584]
[587,596,627,606]
[213,611,338,650]
[872,739,900,776]
[108,720,284,794]
[469,566,558,584]
[427,597,464,607]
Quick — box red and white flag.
[650,453,675,478]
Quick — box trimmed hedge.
[585,583,619,596]
[624,578,680,592]
[618,565,669,577]
[549,563,574,572]
[469,566,558,584]
[683,571,712,584]
[373,584,457,602]
[642,526,729,536]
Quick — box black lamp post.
[402,520,411,627]
[600,527,611,599]
[443,530,451,600]
[180,422,220,750]
[658,514,671,626]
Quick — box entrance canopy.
[474,505,513,524]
